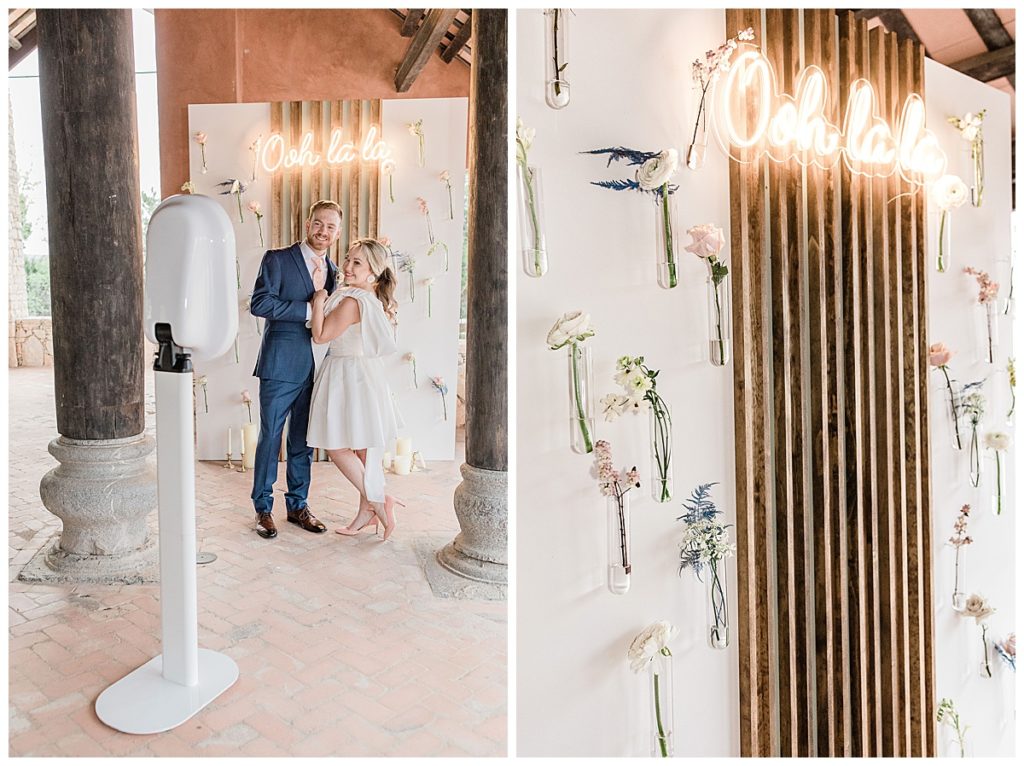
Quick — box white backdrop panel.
[186,98,466,462]
[925,58,1015,759]
[516,8,738,758]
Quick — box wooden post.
[35,9,157,575]
[464,11,507,474]
[438,9,507,585]
[38,8,144,441]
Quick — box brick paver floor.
[8,366,506,756]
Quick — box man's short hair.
[308,199,343,220]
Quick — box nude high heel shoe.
[335,501,379,536]
[378,495,405,541]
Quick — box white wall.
[516,11,1015,759]
[379,97,468,462]
[925,59,1015,758]
[516,9,738,757]
[184,98,466,461]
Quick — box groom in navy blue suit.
[249,200,342,539]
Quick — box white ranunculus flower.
[636,149,679,191]
[546,311,594,350]
[961,125,978,141]
[626,370,652,395]
[932,174,969,211]
[984,431,1012,451]
[627,620,677,673]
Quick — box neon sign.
[712,47,946,185]
[260,125,395,174]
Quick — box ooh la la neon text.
[260,125,395,173]
[715,48,947,184]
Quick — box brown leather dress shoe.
[287,506,327,533]
[255,513,277,539]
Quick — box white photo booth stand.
[96,195,240,734]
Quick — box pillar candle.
[382,451,392,469]
[396,436,413,456]
[393,454,412,475]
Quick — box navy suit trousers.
[251,374,314,515]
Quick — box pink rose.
[685,224,726,260]
[928,342,954,368]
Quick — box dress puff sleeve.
[324,287,398,358]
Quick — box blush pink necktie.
[312,257,326,290]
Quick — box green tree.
[141,186,160,237]
[24,256,51,317]
[18,170,38,242]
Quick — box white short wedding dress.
[307,287,403,503]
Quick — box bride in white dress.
[308,238,404,540]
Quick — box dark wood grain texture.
[271,101,283,248]
[395,8,459,92]
[733,8,934,756]
[463,9,507,472]
[37,8,145,440]
[727,7,774,757]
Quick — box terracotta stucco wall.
[155,9,470,198]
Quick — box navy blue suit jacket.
[250,243,338,383]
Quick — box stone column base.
[437,463,507,585]
[38,433,158,580]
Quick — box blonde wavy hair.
[347,238,398,322]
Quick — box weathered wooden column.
[437,9,508,585]
[36,9,156,581]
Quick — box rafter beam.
[8,25,35,70]
[401,9,425,37]
[394,8,458,92]
[950,44,1015,83]
[965,9,1014,88]
[441,12,472,63]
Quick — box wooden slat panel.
[734,10,934,756]
[804,8,848,756]
[765,9,807,755]
[330,100,343,264]
[310,100,323,204]
[727,7,774,757]
[837,11,872,756]
[369,99,381,238]
[270,101,283,248]
[349,100,362,247]
[897,34,926,757]
[872,23,897,753]
[289,101,303,244]
[912,40,937,759]
[884,28,912,756]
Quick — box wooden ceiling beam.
[950,43,1015,83]
[395,8,458,92]
[965,9,1014,88]
[401,9,425,37]
[8,25,35,70]
[441,12,472,63]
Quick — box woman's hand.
[313,289,328,305]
